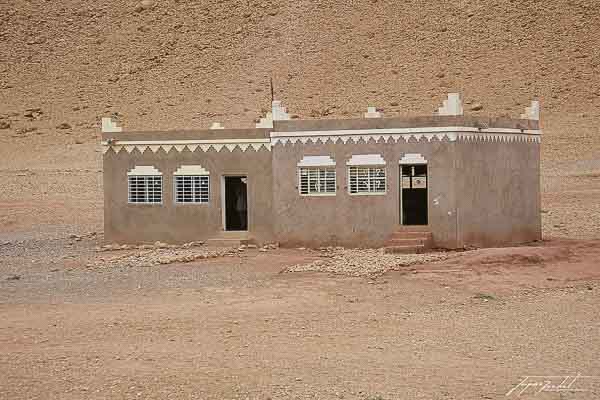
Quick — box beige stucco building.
[101,94,542,250]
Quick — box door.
[401,164,428,225]
[224,176,248,231]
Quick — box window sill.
[299,193,337,197]
[348,192,387,196]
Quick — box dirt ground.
[2,235,600,400]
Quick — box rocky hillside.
[0,0,599,239]
[1,0,599,130]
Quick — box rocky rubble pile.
[286,248,451,277]
[91,240,281,268]
[90,246,236,269]
[96,240,205,252]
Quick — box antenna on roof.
[270,77,274,103]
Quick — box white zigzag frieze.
[103,131,539,155]
[270,132,539,146]
[457,133,540,143]
[105,142,272,154]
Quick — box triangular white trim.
[174,165,210,176]
[347,154,386,166]
[400,153,427,164]
[297,155,336,167]
[128,165,162,176]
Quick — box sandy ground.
[2,234,600,399]
[0,129,598,399]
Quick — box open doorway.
[400,164,428,225]
[224,176,248,231]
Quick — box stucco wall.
[103,133,541,249]
[271,138,458,248]
[454,140,541,247]
[104,147,273,244]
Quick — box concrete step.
[211,231,250,239]
[384,244,426,254]
[389,231,433,240]
[385,238,426,247]
[394,225,431,232]
[206,238,251,247]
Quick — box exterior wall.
[271,138,459,248]
[103,147,273,244]
[455,139,541,247]
[102,123,541,249]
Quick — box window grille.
[348,166,386,194]
[128,176,163,204]
[299,167,336,195]
[174,175,210,203]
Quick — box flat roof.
[273,115,539,132]
[102,115,539,141]
[102,128,271,141]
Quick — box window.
[173,165,210,204]
[299,167,336,195]
[175,175,210,203]
[127,166,163,204]
[297,156,337,196]
[348,166,386,194]
[128,175,163,203]
[346,154,387,195]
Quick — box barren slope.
[0,0,599,239]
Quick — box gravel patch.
[285,248,452,277]
[91,246,237,269]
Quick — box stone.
[135,0,154,12]
[57,122,72,129]
[470,103,484,111]
[285,248,451,277]
[23,108,43,120]
[0,121,10,129]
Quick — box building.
[101,94,542,250]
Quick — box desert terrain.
[1,0,599,399]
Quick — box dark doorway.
[401,164,428,225]
[225,176,248,231]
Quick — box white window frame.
[347,166,387,195]
[298,166,337,196]
[297,156,337,196]
[346,154,387,196]
[173,165,210,205]
[127,166,163,204]
[174,175,210,204]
